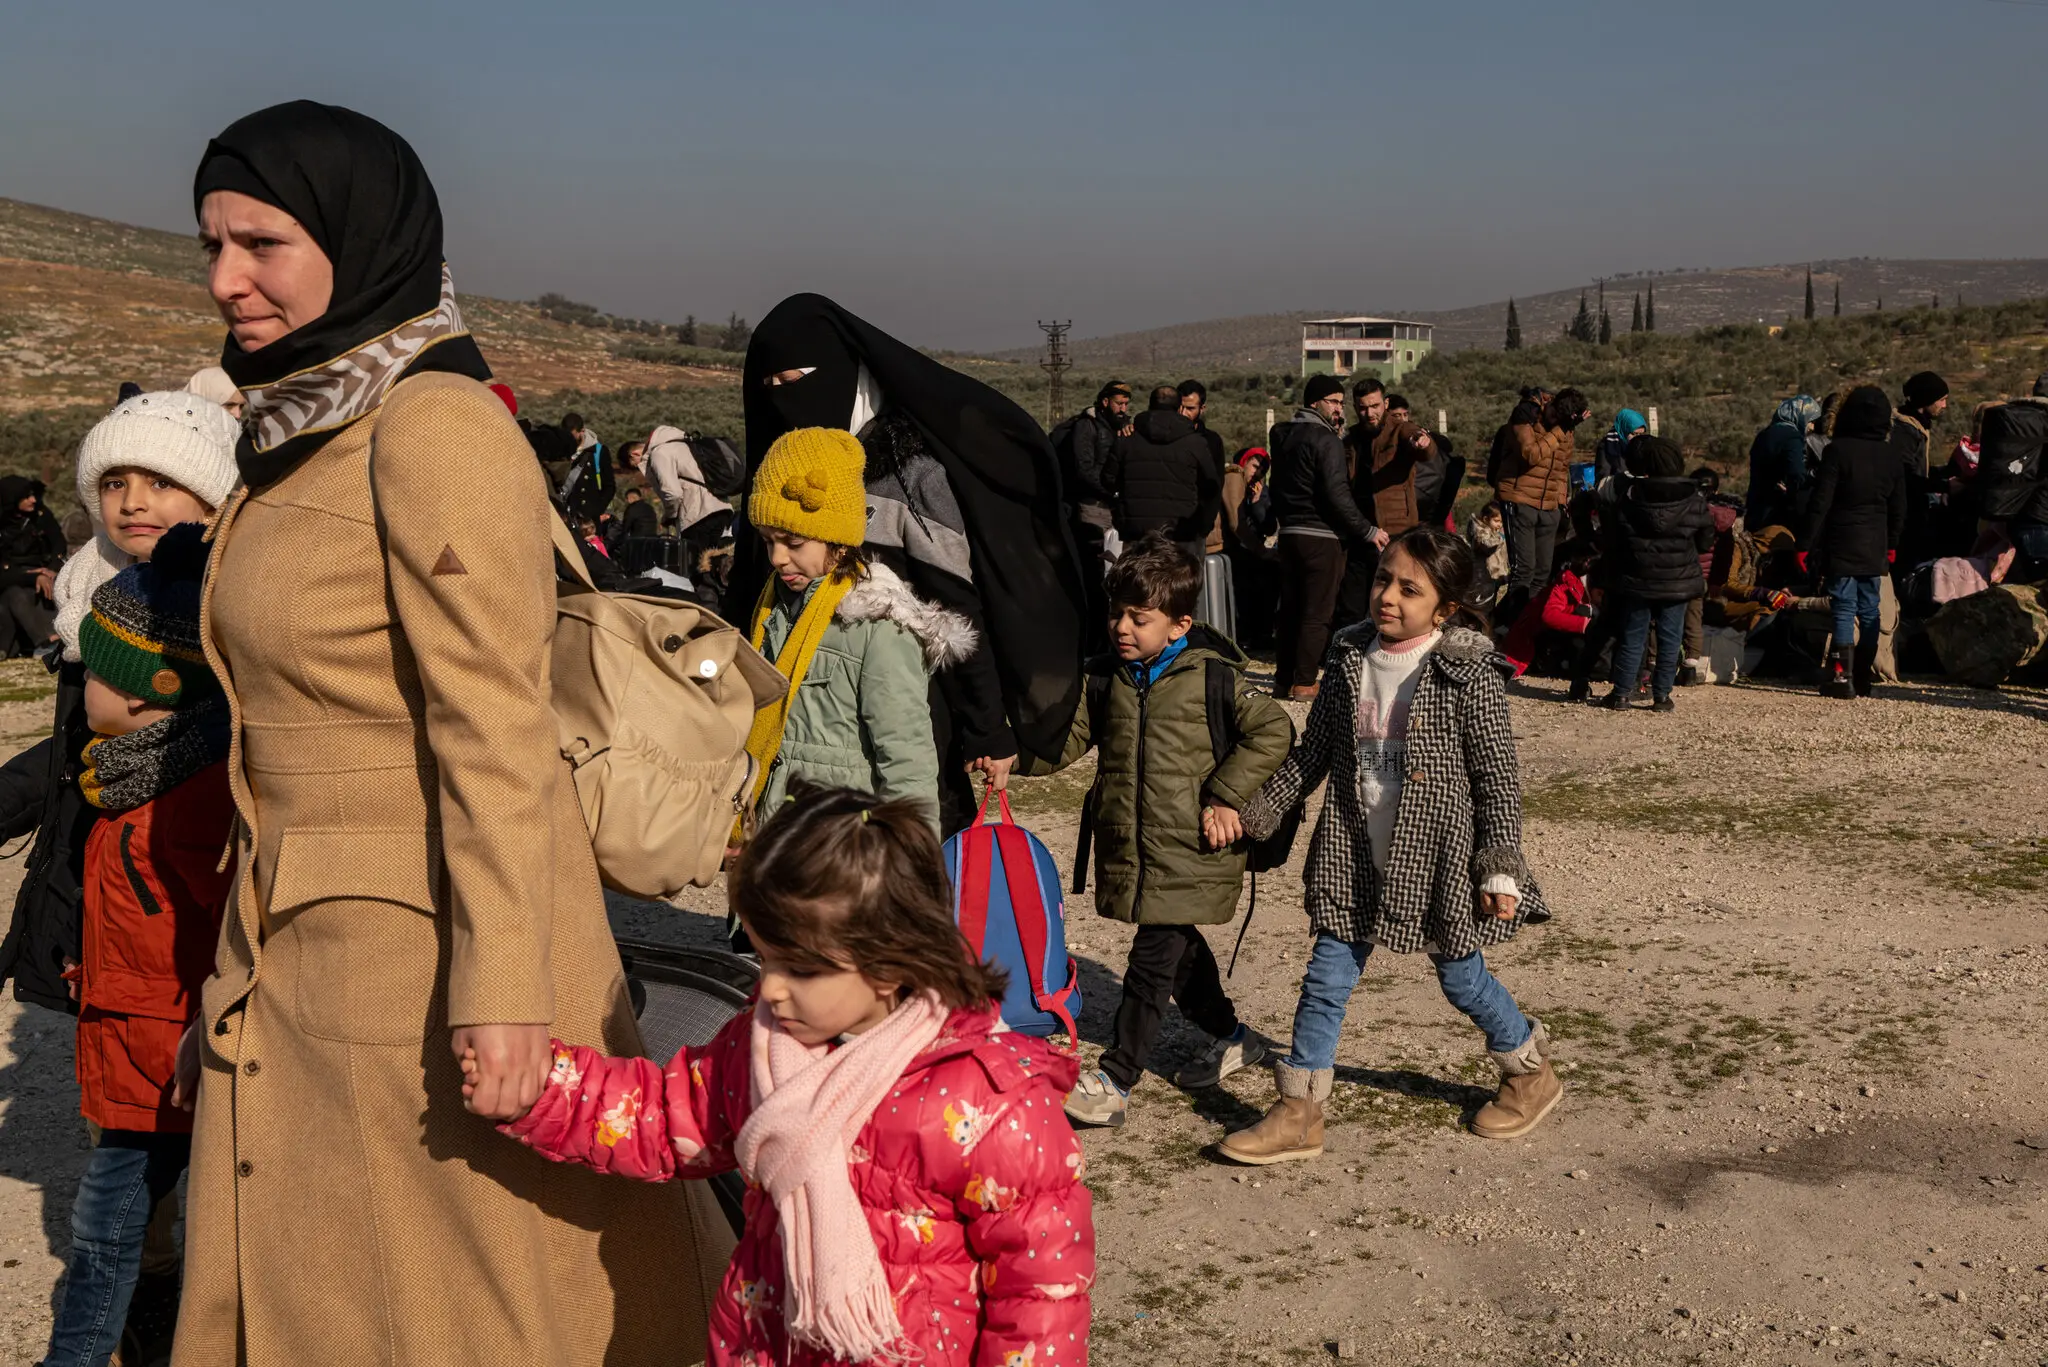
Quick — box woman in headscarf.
[1593,408,1647,484]
[178,102,720,1366]
[1747,394,1822,533]
[740,294,1084,833]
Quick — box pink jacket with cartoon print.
[505,1003,1094,1367]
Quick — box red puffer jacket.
[75,761,234,1133]
[507,1003,1093,1367]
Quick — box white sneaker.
[1173,1026,1269,1090]
[1064,1069,1130,1128]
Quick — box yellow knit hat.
[749,427,870,546]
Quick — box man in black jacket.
[0,476,66,655]
[1113,385,1223,554]
[1806,385,1908,697]
[1060,380,1132,633]
[1268,374,1385,697]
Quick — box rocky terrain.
[4,663,2046,1365]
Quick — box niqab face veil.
[193,100,491,487]
[741,294,1085,762]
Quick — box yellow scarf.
[743,571,857,819]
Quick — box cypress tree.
[1631,292,1643,333]
[1568,292,1596,343]
[1833,282,1841,317]
[1645,282,1657,332]
[679,314,698,346]
[1804,269,1815,321]
[1504,298,1522,351]
[1599,307,1613,345]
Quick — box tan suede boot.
[1217,1062,1330,1165]
[1471,1020,1563,1140]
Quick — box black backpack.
[688,436,747,499]
[1978,400,2048,520]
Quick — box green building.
[1299,317,1434,385]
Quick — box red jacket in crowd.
[1502,570,1590,679]
[75,761,234,1133]
[506,1003,1094,1367]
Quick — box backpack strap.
[1203,657,1237,770]
[991,821,1080,1051]
[954,785,1010,956]
[1070,671,1114,894]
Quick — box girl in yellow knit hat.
[741,428,977,830]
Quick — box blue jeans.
[42,1130,190,1367]
[1826,574,1881,649]
[1284,932,1532,1071]
[1611,598,1687,700]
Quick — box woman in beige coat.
[173,101,722,1366]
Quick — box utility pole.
[1038,320,1072,428]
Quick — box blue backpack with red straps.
[943,790,1081,1043]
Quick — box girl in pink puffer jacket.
[481,787,1093,1367]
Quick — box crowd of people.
[0,93,2043,1367]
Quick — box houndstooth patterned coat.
[1241,624,1548,956]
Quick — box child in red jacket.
[42,523,233,1367]
[487,786,1094,1367]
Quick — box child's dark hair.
[1104,531,1200,620]
[1383,526,1489,633]
[732,783,1005,1009]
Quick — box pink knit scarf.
[733,992,947,1362]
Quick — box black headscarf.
[741,294,1084,763]
[193,101,489,486]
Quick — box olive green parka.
[1028,627,1293,925]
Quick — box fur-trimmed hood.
[835,560,977,670]
[1332,622,1510,680]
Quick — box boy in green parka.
[1027,532,1293,1126]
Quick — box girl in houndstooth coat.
[1209,527,1565,1165]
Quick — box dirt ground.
[5,662,2047,1365]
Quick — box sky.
[5,0,2047,352]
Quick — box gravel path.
[5,670,2045,1364]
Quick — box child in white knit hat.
[0,388,240,1363]
[54,390,242,662]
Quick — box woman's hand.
[452,1023,552,1120]
[966,754,1015,791]
[171,1020,203,1111]
[1479,892,1519,921]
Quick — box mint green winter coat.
[756,562,976,828]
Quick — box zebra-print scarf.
[235,265,481,485]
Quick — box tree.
[1631,292,1643,333]
[1804,269,1815,321]
[1931,293,1940,310]
[1645,282,1657,332]
[1567,292,1597,343]
[678,314,699,346]
[722,312,752,352]
[1504,298,1522,351]
[1833,282,1841,317]
[1598,306,1613,345]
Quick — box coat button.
[1409,771,1426,783]
[237,1160,254,1178]
[243,1059,261,1076]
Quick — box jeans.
[1500,503,1564,619]
[1283,932,1531,1072]
[1611,598,1687,700]
[42,1130,191,1367]
[1101,924,1240,1091]
[1826,574,1882,649]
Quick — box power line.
[1037,320,1072,428]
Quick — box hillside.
[994,260,2048,372]
[0,196,733,413]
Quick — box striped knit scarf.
[80,699,231,811]
[744,572,857,814]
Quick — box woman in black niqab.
[193,99,492,488]
[741,294,1085,832]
